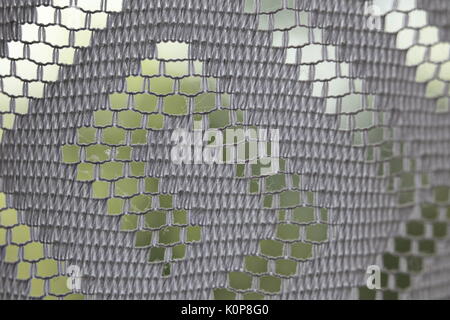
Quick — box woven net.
[1,0,450,300]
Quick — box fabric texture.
[1,0,450,300]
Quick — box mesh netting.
[1,0,450,300]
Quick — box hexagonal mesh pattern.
[1,0,450,300]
